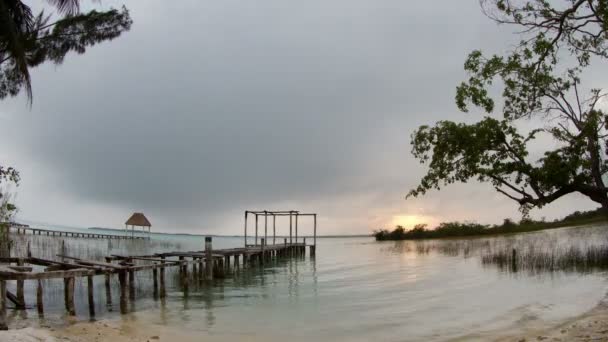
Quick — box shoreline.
[376,219,608,242]
[497,296,608,342]
[2,298,608,342]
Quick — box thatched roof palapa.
[125,213,152,227]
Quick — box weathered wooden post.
[61,240,66,263]
[260,238,265,265]
[205,237,213,280]
[36,279,44,316]
[128,268,135,301]
[255,214,259,246]
[26,242,31,258]
[264,211,268,246]
[303,237,307,257]
[244,211,248,247]
[182,258,189,292]
[311,214,317,257]
[65,277,76,316]
[289,213,293,244]
[87,275,95,318]
[178,256,185,280]
[273,214,276,245]
[16,258,25,309]
[198,257,203,279]
[234,254,240,269]
[160,256,166,298]
[295,213,299,246]
[153,266,159,299]
[224,255,230,274]
[0,280,7,330]
[283,238,287,257]
[105,273,112,309]
[118,271,127,314]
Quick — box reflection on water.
[5,224,608,341]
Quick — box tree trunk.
[0,224,10,259]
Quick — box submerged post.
[65,277,76,316]
[160,256,166,298]
[87,275,95,318]
[36,279,44,316]
[118,271,127,314]
[205,237,213,280]
[289,213,293,244]
[105,273,112,309]
[273,214,276,245]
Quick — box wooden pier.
[0,210,318,330]
[8,226,147,239]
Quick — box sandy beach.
[1,298,607,342]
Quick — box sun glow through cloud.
[391,214,435,229]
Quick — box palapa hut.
[125,212,152,239]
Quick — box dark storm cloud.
[2,0,596,233]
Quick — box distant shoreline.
[374,208,608,241]
[88,227,371,238]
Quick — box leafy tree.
[0,0,132,103]
[0,1,132,224]
[408,0,608,215]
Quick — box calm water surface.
[7,224,608,341]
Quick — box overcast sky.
[0,0,602,235]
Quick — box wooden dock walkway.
[9,226,147,239]
[0,237,314,330]
[0,210,318,330]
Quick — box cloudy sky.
[0,0,602,235]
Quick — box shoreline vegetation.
[374,208,608,241]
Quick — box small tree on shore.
[409,0,608,215]
[0,167,19,257]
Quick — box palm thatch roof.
[125,213,151,227]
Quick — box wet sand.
[507,299,608,342]
[2,301,608,342]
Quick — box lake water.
[6,224,608,341]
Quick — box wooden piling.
[0,280,7,330]
[197,257,203,279]
[159,257,166,299]
[205,237,213,280]
[261,238,265,265]
[179,256,185,276]
[128,269,135,300]
[65,277,75,316]
[36,279,44,316]
[153,266,158,298]
[87,275,95,318]
[16,259,25,309]
[105,273,112,309]
[118,271,127,314]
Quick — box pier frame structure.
[243,210,317,255]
